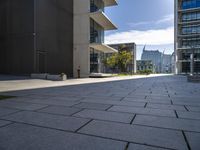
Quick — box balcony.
[90,11,117,30]
[89,43,118,53]
[103,0,118,7]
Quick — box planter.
[31,73,48,79]
[47,74,67,81]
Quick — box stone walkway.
[0,75,200,150]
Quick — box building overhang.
[178,34,200,38]
[90,11,117,30]
[89,43,118,53]
[178,7,200,13]
[103,0,118,7]
[178,20,200,25]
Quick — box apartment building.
[175,0,200,74]
[0,0,117,78]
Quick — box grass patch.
[0,95,15,101]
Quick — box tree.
[118,51,132,72]
[104,50,133,73]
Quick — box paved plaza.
[0,75,200,150]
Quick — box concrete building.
[137,60,155,73]
[0,0,117,78]
[0,0,74,76]
[74,0,118,77]
[175,0,200,74]
[108,43,137,74]
[141,47,162,73]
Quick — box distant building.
[141,47,162,73]
[109,43,137,73]
[162,54,173,73]
[137,60,155,73]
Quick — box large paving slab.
[185,132,200,150]
[74,102,112,110]
[0,107,20,117]
[0,120,11,127]
[0,123,126,150]
[0,100,48,111]
[74,109,134,123]
[108,105,176,117]
[79,120,188,150]
[147,103,186,111]
[177,111,200,120]
[128,143,168,150]
[81,99,145,107]
[186,106,200,112]
[133,115,200,132]
[8,97,79,107]
[1,111,90,132]
[37,106,82,116]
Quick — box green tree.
[104,50,133,73]
[118,51,132,72]
[105,53,118,72]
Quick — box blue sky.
[105,0,174,60]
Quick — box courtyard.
[0,75,200,150]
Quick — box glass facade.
[182,12,200,21]
[90,0,106,73]
[178,0,200,73]
[182,25,200,34]
[182,0,200,9]
[90,0,104,12]
[90,19,104,43]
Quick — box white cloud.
[105,26,174,45]
[128,14,174,28]
[156,14,174,24]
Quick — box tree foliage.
[104,50,133,73]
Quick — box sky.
[105,0,174,60]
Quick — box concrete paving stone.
[81,99,145,107]
[177,111,200,120]
[74,109,134,123]
[173,101,200,107]
[108,106,176,117]
[0,100,48,111]
[0,120,11,127]
[82,96,122,101]
[0,107,20,117]
[128,143,169,150]
[186,106,200,112]
[73,102,112,110]
[185,132,200,150]
[79,120,188,150]
[46,96,82,102]
[123,98,172,104]
[147,103,186,111]
[2,111,90,132]
[37,106,82,116]
[0,123,126,150]
[9,97,79,107]
[133,115,200,132]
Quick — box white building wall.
[73,0,90,78]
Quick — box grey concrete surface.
[0,74,199,150]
